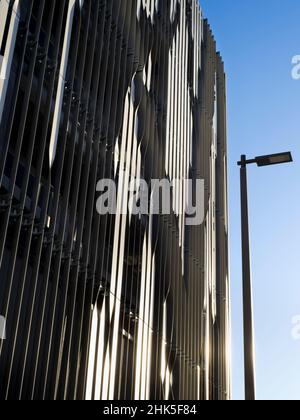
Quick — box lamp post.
[237,152,293,401]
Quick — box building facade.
[0,0,230,400]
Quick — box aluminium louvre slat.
[144,0,164,400]
[216,53,230,400]
[170,102,182,397]
[120,13,146,402]
[0,0,13,53]
[155,1,172,401]
[179,4,193,397]
[155,18,168,401]
[130,14,151,402]
[0,0,20,125]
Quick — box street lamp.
[237,151,293,401]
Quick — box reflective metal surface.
[0,0,230,400]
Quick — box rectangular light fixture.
[255,152,293,167]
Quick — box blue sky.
[200,0,300,400]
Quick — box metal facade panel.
[0,0,230,400]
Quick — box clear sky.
[200,0,300,400]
